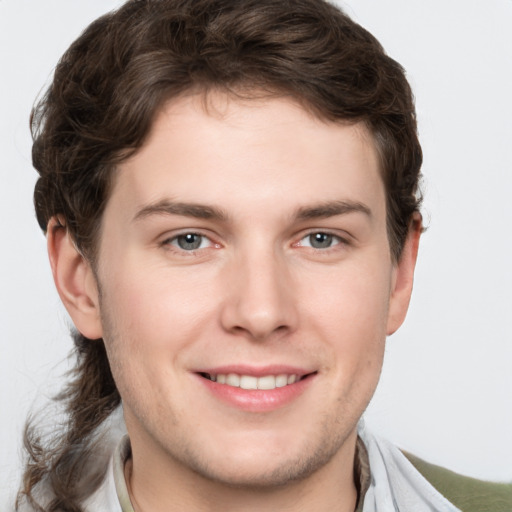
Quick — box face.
[87,92,412,488]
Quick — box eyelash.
[294,231,349,251]
[162,232,218,253]
[161,230,349,254]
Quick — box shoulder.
[402,451,512,512]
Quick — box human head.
[32,0,422,266]
[22,0,422,508]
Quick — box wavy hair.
[18,0,422,509]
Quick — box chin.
[192,455,327,490]
[172,426,351,490]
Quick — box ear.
[47,216,103,340]
[386,213,422,335]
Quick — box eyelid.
[157,227,352,253]
[293,229,351,248]
[160,229,221,252]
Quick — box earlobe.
[47,216,103,340]
[386,213,422,335]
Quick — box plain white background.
[1,0,511,507]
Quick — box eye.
[167,233,212,251]
[299,232,342,249]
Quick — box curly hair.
[19,0,422,510]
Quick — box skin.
[49,92,420,512]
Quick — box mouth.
[198,372,315,390]
[195,367,317,411]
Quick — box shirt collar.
[113,435,134,512]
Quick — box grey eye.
[175,233,204,250]
[308,232,335,249]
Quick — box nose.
[220,247,298,341]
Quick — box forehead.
[107,91,385,223]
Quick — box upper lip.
[193,364,315,378]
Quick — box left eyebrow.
[133,199,229,223]
[294,200,372,221]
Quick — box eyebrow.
[133,200,228,222]
[294,200,372,221]
[133,199,371,224]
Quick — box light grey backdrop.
[1,0,511,508]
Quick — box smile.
[200,373,306,390]
[196,369,316,411]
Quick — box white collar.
[358,425,462,512]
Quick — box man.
[16,0,511,511]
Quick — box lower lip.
[196,374,315,412]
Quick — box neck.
[125,432,359,512]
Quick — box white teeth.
[226,373,240,387]
[275,374,288,388]
[240,375,258,390]
[257,375,276,390]
[210,373,300,390]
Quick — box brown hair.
[19,0,422,509]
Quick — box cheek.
[104,256,209,328]
[299,259,391,376]
[98,258,224,381]
[303,260,392,333]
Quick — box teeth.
[275,374,288,387]
[226,373,240,387]
[257,375,276,390]
[208,373,300,390]
[240,375,258,390]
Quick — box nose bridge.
[221,240,297,339]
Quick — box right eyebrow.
[132,199,229,223]
[294,200,372,221]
